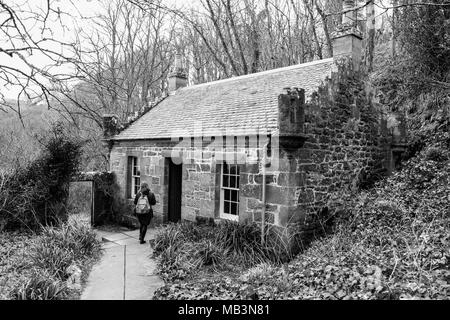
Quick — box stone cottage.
[102,10,407,241]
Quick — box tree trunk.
[365,0,375,72]
[316,3,333,58]
[391,0,398,58]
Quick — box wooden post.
[261,142,268,246]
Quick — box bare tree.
[365,0,376,71]
[0,0,83,121]
[70,0,176,124]
[165,0,336,81]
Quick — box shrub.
[29,239,75,280]
[240,262,279,283]
[153,222,214,254]
[0,122,83,231]
[424,147,448,162]
[214,221,294,265]
[196,240,227,267]
[153,223,188,256]
[4,218,102,300]
[153,220,296,282]
[42,218,101,259]
[10,269,68,300]
[29,219,101,280]
[157,242,203,281]
[213,221,266,265]
[153,223,217,281]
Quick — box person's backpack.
[135,194,151,215]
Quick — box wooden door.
[168,161,182,222]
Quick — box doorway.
[68,180,93,226]
[168,160,182,222]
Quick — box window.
[130,156,140,198]
[220,162,240,221]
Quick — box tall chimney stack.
[168,53,188,93]
[332,0,363,71]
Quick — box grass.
[0,215,102,300]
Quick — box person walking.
[134,182,156,244]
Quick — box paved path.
[81,228,164,300]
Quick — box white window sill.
[219,213,239,222]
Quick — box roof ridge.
[176,58,334,92]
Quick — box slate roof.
[114,58,334,140]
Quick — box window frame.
[130,156,140,199]
[219,162,240,222]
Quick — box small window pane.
[230,175,236,188]
[231,202,237,215]
[133,158,140,175]
[224,201,230,214]
[134,177,139,195]
[223,175,229,188]
[231,190,238,202]
[230,165,237,175]
[237,176,240,187]
[223,163,229,174]
[224,189,230,201]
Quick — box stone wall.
[109,140,171,226]
[180,150,216,223]
[109,139,267,226]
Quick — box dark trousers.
[139,224,148,241]
[137,213,152,240]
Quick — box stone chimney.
[332,0,363,71]
[168,53,188,93]
[102,114,119,139]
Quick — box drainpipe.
[261,141,269,246]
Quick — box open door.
[67,181,93,225]
[168,160,182,222]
